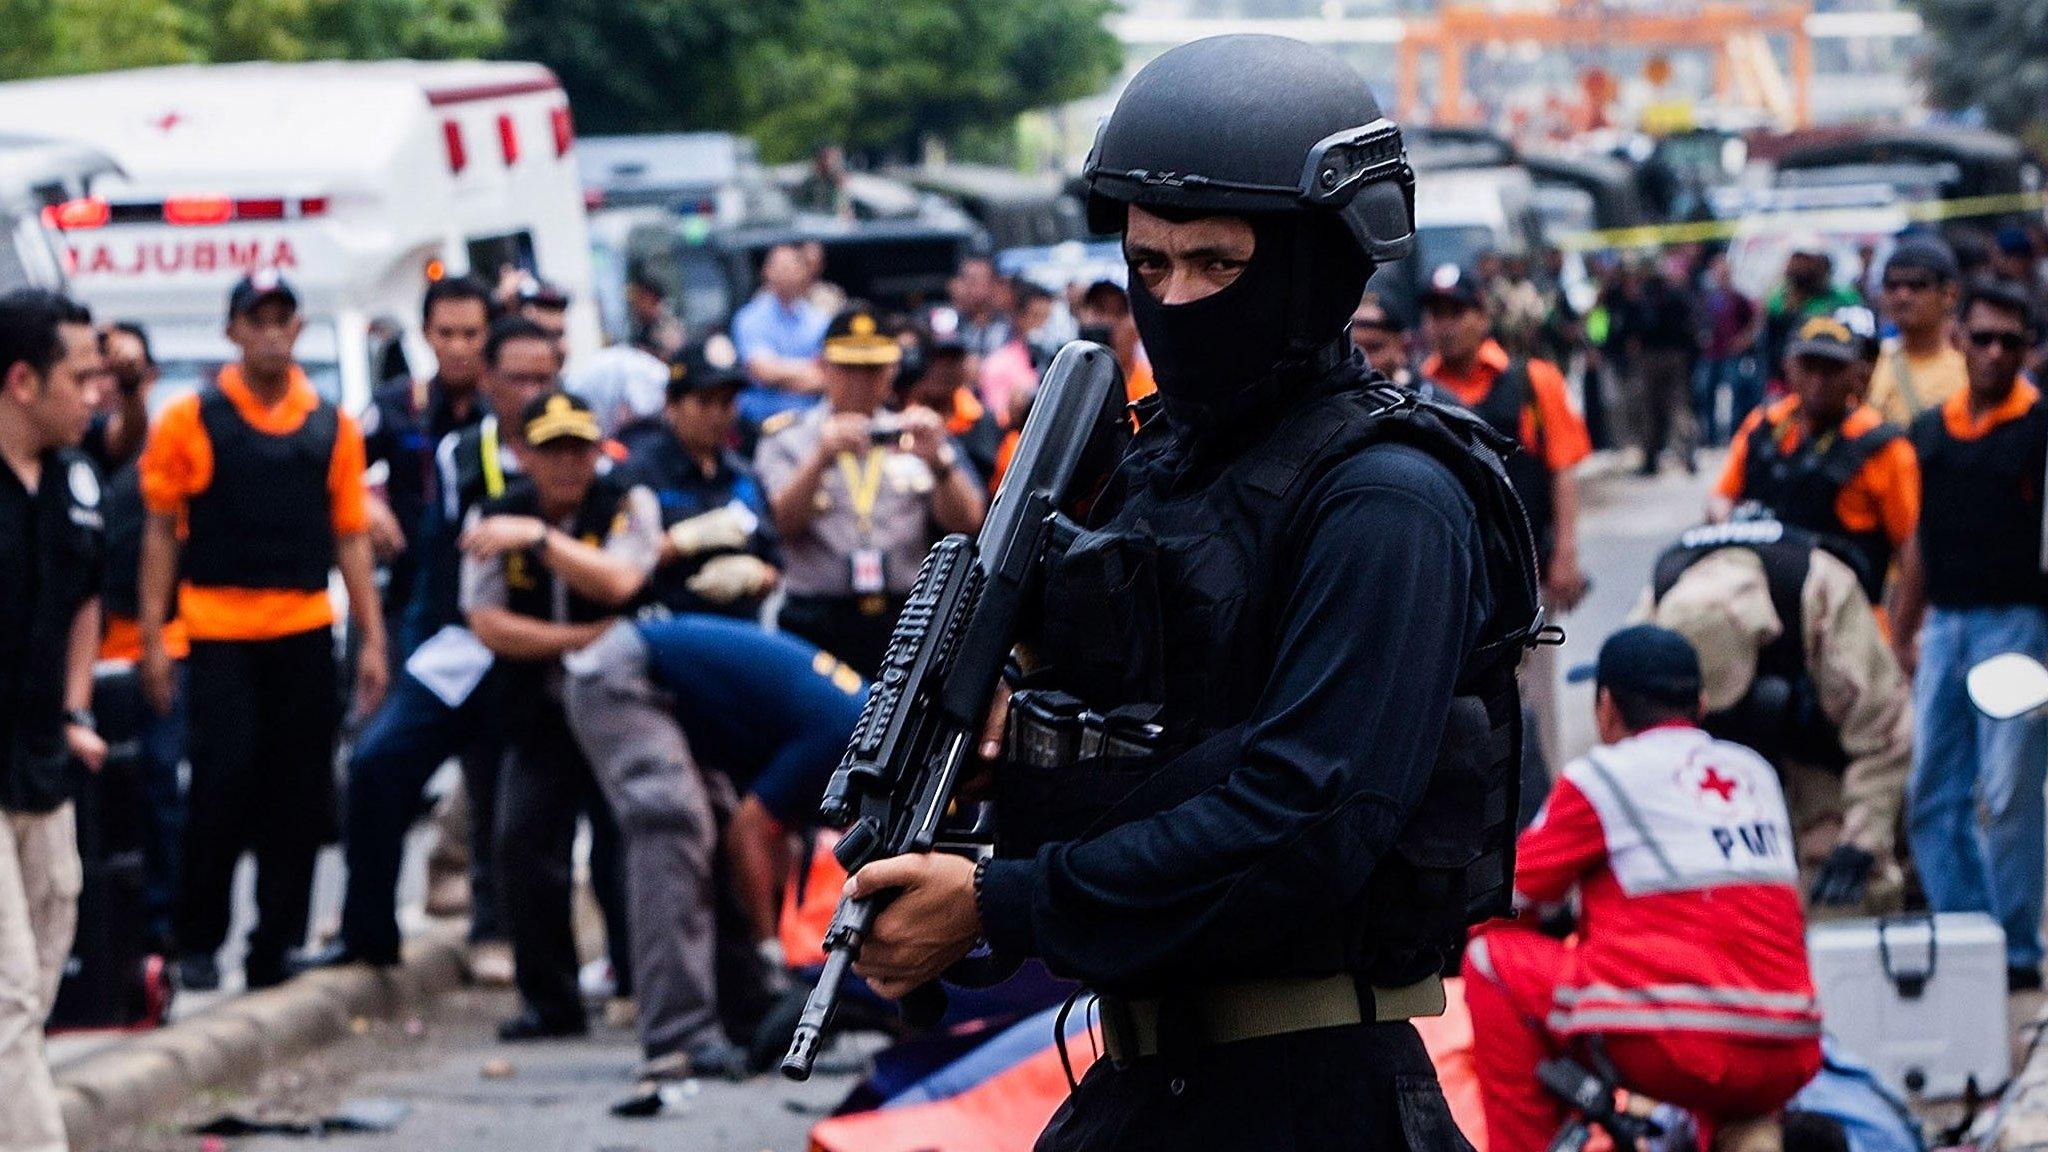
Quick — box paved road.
[97,459,1719,1152]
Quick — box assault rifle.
[780,341,1130,1080]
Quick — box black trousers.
[778,593,906,679]
[1037,1022,1473,1152]
[496,699,630,1024]
[178,630,338,967]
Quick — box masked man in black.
[843,34,1541,1152]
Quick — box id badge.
[850,547,887,596]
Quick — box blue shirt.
[636,616,866,825]
[731,291,830,371]
[731,291,831,430]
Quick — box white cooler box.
[1808,912,2008,1099]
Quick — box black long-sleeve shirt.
[977,440,1489,990]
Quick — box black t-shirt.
[0,449,105,812]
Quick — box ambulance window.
[467,231,539,281]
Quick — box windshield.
[1417,224,1501,274]
[142,319,344,414]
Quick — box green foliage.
[0,0,1119,162]
[501,0,797,135]
[733,0,1122,160]
[1915,0,2048,136]
[0,0,508,78]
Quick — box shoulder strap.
[1887,346,1923,419]
[1820,420,1902,482]
[1752,539,1812,679]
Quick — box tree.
[737,0,1122,160]
[0,0,506,79]
[1916,0,2048,139]
[504,0,1120,160]
[502,0,801,136]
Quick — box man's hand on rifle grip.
[847,853,982,1001]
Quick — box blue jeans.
[1694,355,1760,446]
[1908,604,2048,969]
[339,666,506,961]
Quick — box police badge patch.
[69,459,100,508]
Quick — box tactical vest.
[1738,412,1899,602]
[1023,374,1543,987]
[1650,520,1850,772]
[1910,398,2048,609]
[478,473,628,715]
[183,388,336,591]
[479,473,625,629]
[1431,361,1556,565]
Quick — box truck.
[0,61,600,412]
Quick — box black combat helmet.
[1083,34,1415,266]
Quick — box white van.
[0,61,598,412]
[0,135,119,293]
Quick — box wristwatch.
[933,442,959,479]
[66,708,95,731]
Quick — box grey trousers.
[563,622,721,1059]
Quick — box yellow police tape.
[1554,191,2048,253]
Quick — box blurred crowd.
[1357,221,2048,997]
[8,213,2048,1140]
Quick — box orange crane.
[1396,2,1815,128]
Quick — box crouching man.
[562,613,868,1081]
[1464,626,1823,1152]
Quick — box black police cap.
[667,334,746,401]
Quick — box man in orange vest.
[137,273,385,992]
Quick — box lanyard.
[480,418,506,499]
[835,448,885,534]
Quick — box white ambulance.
[0,60,599,412]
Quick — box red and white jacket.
[1485,723,1821,1042]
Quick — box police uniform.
[618,339,781,619]
[0,442,101,1152]
[968,37,1541,1152]
[1645,521,1911,914]
[461,393,661,1036]
[361,373,482,652]
[756,313,954,675]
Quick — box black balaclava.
[1128,211,1372,433]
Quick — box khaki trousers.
[0,803,78,1152]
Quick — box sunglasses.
[1881,276,1937,293]
[1967,330,2029,353]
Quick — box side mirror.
[1967,652,2048,722]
